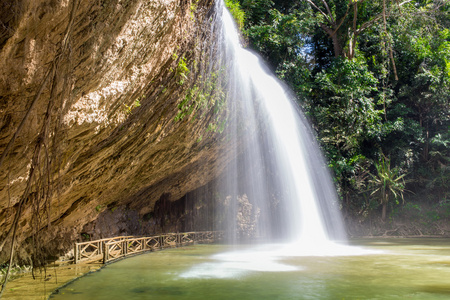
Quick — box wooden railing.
[74,236,134,264]
[74,231,223,264]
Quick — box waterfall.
[180,3,378,279]
[217,2,347,245]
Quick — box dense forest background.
[226,0,449,226]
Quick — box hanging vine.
[0,0,79,297]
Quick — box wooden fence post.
[74,243,78,264]
[103,243,109,264]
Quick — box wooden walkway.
[74,231,223,264]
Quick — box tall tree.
[239,0,449,216]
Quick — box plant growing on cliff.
[176,56,190,85]
[174,67,228,134]
[174,85,199,122]
[225,0,245,32]
[190,0,199,20]
[81,233,90,241]
[123,98,141,115]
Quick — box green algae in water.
[50,240,450,300]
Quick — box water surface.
[51,238,450,299]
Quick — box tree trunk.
[320,24,344,58]
[382,202,387,222]
[331,33,343,58]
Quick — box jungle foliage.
[235,0,449,219]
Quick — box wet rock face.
[0,0,228,263]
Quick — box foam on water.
[179,243,382,279]
[179,251,298,279]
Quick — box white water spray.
[219,3,345,244]
[180,3,381,279]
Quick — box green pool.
[50,238,450,299]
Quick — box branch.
[332,6,350,35]
[349,2,359,58]
[320,0,335,24]
[388,40,399,81]
[319,23,335,37]
[355,0,413,35]
[398,0,413,6]
[305,0,333,24]
[383,0,399,80]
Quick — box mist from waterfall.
[216,2,346,246]
[179,3,381,280]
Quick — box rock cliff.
[0,0,229,263]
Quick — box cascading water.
[182,2,379,279]
[217,2,346,245]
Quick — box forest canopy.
[229,0,449,220]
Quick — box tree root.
[0,0,79,297]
